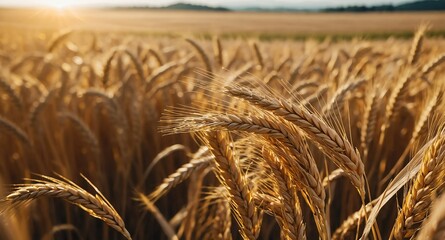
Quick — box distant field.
[1,8,445,38]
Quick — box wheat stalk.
[138,193,179,240]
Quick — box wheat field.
[2,9,445,36]
[0,11,445,240]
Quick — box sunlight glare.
[44,1,75,10]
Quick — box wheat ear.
[385,71,413,126]
[360,90,380,161]
[383,90,443,184]
[291,78,319,93]
[1,175,131,240]
[102,49,119,88]
[29,89,56,130]
[276,54,291,72]
[422,53,445,75]
[411,90,443,143]
[213,197,232,240]
[391,133,445,239]
[147,155,212,202]
[48,30,73,52]
[123,49,145,82]
[250,41,264,69]
[322,78,367,116]
[147,48,164,66]
[270,140,328,239]
[253,192,282,216]
[0,115,31,146]
[213,37,223,67]
[166,112,326,226]
[58,112,101,158]
[185,38,212,74]
[322,168,345,188]
[204,131,261,239]
[332,200,376,240]
[226,86,365,197]
[262,147,307,240]
[0,77,24,111]
[302,84,329,108]
[227,62,254,84]
[408,24,427,65]
[145,62,178,93]
[417,193,445,240]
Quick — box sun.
[54,3,68,10]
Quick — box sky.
[0,0,414,9]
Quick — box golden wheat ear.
[1,174,132,240]
[391,133,445,239]
[417,193,445,240]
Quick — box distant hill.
[397,0,445,10]
[114,2,230,11]
[112,0,444,12]
[163,3,229,11]
[235,7,307,12]
[324,0,445,12]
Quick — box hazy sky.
[0,0,413,9]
